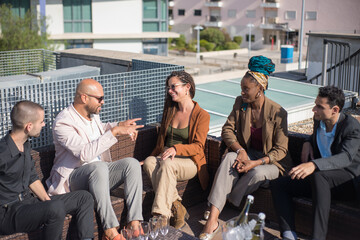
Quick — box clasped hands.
[111,118,144,141]
[232,150,256,173]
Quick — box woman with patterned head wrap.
[199,56,292,240]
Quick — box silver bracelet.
[236,148,245,154]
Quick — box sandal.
[199,221,220,240]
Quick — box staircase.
[307,39,360,96]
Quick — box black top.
[0,134,38,205]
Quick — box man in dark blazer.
[271,86,360,240]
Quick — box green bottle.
[251,212,266,240]
[234,195,254,226]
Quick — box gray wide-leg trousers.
[208,150,279,212]
[69,158,143,229]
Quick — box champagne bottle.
[251,212,266,240]
[234,195,254,226]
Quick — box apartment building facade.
[1,0,178,56]
[169,0,360,51]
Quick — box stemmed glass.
[120,228,132,240]
[130,224,141,240]
[140,221,150,240]
[158,216,169,239]
[149,216,159,239]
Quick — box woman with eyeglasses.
[199,56,292,240]
[143,71,210,229]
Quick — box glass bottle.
[234,195,254,226]
[251,212,266,240]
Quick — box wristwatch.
[236,148,244,154]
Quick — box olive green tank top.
[165,125,189,147]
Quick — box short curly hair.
[318,86,345,111]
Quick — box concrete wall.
[41,0,64,35]
[92,0,142,35]
[35,0,143,52]
[93,39,143,53]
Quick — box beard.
[86,104,101,115]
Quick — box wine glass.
[158,216,169,238]
[120,228,132,240]
[130,224,141,240]
[140,221,150,240]
[149,216,159,240]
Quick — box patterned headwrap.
[247,56,275,90]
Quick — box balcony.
[260,0,280,8]
[260,17,289,30]
[205,15,222,27]
[204,0,223,8]
[260,16,279,29]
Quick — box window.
[1,0,30,18]
[246,34,255,42]
[246,10,256,18]
[143,0,157,19]
[228,10,236,18]
[143,22,159,32]
[306,11,317,20]
[178,9,185,16]
[161,0,166,20]
[285,11,296,20]
[66,39,93,49]
[143,0,167,32]
[265,10,277,18]
[194,9,201,16]
[143,38,168,56]
[63,0,92,33]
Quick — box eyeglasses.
[167,83,186,91]
[86,94,104,103]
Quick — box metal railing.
[308,39,360,95]
[0,49,59,77]
[0,58,183,148]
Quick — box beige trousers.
[143,155,197,217]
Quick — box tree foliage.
[200,27,226,47]
[233,36,243,45]
[221,28,232,43]
[224,41,239,50]
[174,34,186,50]
[0,4,52,51]
[200,39,215,52]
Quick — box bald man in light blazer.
[46,78,144,240]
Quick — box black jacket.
[309,113,360,198]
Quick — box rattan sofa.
[0,126,359,239]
